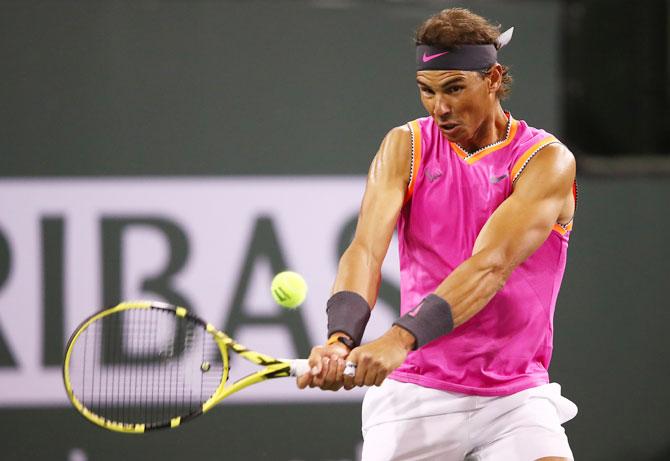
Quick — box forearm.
[433,249,511,327]
[331,241,383,308]
[427,145,574,328]
[393,249,512,349]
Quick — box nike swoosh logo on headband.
[422,51,450,63]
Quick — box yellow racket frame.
[63,301,296,434]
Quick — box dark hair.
[415,8,513,99]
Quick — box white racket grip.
[289,359,310,377]
[343,361,357,377]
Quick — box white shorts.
[361,379,578,461]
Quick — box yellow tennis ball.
[271,271,307,309]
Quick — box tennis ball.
[271,271,307,309]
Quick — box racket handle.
[289,359,310,377]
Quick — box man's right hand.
[296,342,350,391]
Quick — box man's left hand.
[343,326,415,389]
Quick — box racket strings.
[67,307,226,428]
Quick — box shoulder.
[382,124,411,147]
[509,118,572,180]
[369,124,413,185]
[378,124,412,162]
[513,142,575,195]
[528,142,575,175]
[380,119,432,160]
[542,143,575,170]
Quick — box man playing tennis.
[298,8,578,461]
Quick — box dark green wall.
[2,0,560,175]
[2,1,669,461]
[552,178,670,461]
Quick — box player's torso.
[392,114,569,396]
[398,114,560,305]
[403,116,518,274]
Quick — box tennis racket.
[62,300,309,433]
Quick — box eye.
[446,86,464,94]
[419,87,435,96]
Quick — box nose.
[432,94,451,120]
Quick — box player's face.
[416,70,497,145]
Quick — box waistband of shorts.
[388,371,550,397]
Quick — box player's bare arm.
[296,125,411,391]
[432,144,575,326]
[331,126,411,305]
[344,143,576,388]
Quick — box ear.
[487,64,504,95]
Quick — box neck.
[460,105,508,152]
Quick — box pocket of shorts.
[555,395,578,423]
[544,383,578,423]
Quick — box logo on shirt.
[489,173,508,184]
[426,169,443,182]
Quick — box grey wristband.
[393,294,454,349]
[326,291,371,347]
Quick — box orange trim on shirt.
[553,181,578,236]
[552,222,573,235]
[450,118,520,164]
[404,120,423,204]
[510,136,559,182]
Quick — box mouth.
[439,122,459,136]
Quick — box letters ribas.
[0,178,400,405]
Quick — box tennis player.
[298,8,578,461]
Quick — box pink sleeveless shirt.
[389,114,575,396]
